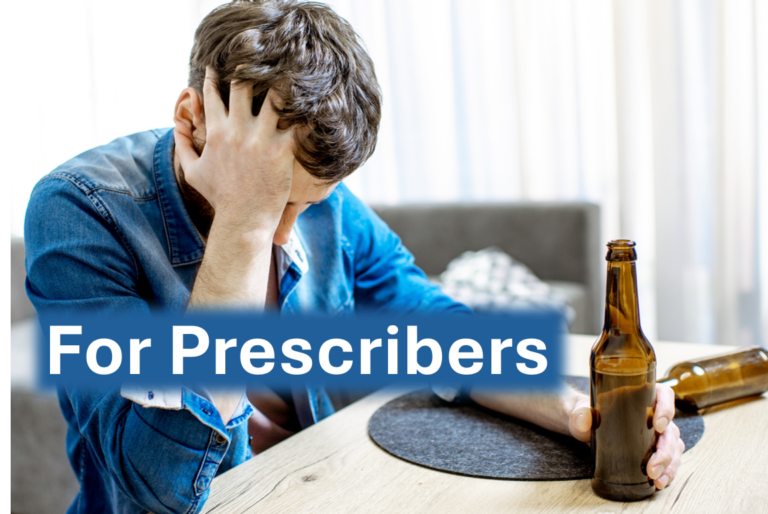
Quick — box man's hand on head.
[567,383,683,490]
[174,66,297,236]
[178,67,299,308]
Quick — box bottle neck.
[603,261,643,334]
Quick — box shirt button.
[215,433,227,445]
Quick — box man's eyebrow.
[286,200,321,206]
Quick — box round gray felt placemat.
[368,376,704,480]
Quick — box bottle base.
[591,477,655,502]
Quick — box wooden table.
[201,336,768,513]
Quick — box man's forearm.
[188,218,275,308]
[469,384,588,436]
[187,218,277,424]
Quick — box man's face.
[274,163,338,246]
[262,97,338,246]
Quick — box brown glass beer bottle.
[590,240,657,502]
[658,347,768,411]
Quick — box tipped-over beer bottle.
[590,240,657,502]
[658,347,768,411]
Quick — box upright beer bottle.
[590,240,657,501]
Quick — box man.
[24,1,683,513]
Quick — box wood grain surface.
[201,336,768,513]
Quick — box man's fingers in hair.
[229,65,253,125]
[292,123,314,143]
[202,66,226,128]
[255,89,287,136]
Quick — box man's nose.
[273,227,291,246]
[273,208,299,246]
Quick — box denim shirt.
[24,128,470,514]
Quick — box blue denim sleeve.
[25,175,250,513]
[337,185,472,315]
[25,175,150,314]
[60,387,250,514]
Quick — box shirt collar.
[152,128,206,266]
[276,227,309,280]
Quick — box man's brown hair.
[189,0,382,181]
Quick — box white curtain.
[330,0,767,347]
[5,0,214,241]
[6,0,766,346]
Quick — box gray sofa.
[372,202,602,333]
[11,201,601,514]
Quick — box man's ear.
[173,87,206,153]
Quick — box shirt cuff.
[121,385,254,433]
[121,385,183,409]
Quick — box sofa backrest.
[371,202,603,333]
[13,202,604,330]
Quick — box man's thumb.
[569,406,592,443]
[173,127,201,169]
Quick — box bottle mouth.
[606,239,637,261]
